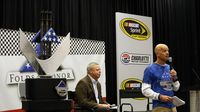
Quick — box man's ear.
[88,70,92,74]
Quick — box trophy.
[19,11,72,112]
[20,11,70,77]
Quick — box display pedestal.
[22,99,72,112]
[21,78,72,112]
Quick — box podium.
[119,89,145,105]
[119,89,151,111]
[21,78,72,112]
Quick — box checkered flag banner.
[0,28,105,56]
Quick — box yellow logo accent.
[120,78,146,100]
[120,18,151,40]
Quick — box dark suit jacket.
[75,75,107,109]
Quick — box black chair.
[120,103,133,112]
[68,91,95,112]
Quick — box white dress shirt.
[88,75,99,104]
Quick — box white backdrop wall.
[0,29,106,111]
[116,12,153,111]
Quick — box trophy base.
[25,78,67,100]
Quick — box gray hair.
[87,62,99,73]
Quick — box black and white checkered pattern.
[0,29,21,56]
[69,38,105,55]
[0,29,105,56]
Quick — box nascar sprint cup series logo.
[120,78,145,100]
[120,18,151,40]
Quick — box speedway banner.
[116,12,153,111]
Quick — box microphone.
[168,57,178,82]
[168,57,173,70]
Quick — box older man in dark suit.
[75,62,110,111]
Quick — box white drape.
[190,90,200,112]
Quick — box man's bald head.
[154,44,169,63]
[154,44,169,55]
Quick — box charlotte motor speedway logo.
[121,52,151,65]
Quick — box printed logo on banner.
[121,52,151,65]
[120,18,151,40]
[121,53,131,63]
[6,63,75,85]
[120,78,145,100]
[55,80,68,97]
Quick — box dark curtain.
[1,0,200,111]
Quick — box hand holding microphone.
[168,57,173,70]
[168,57,178,82]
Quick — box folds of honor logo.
[55,80,68,97]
